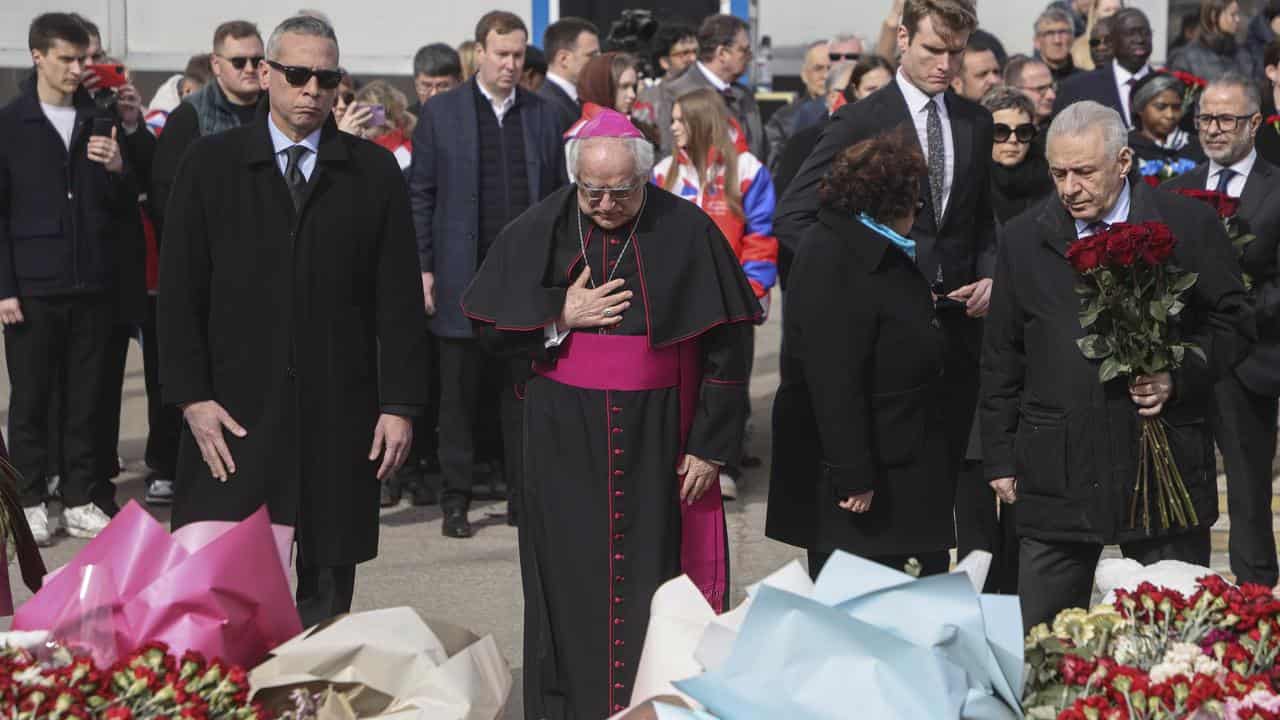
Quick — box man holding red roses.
[1165,73,1280,588]
[980,100,1252,631]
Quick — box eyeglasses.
[994,122,1037,144]
[340,91,355,105]
[1088,37,1111,48]
[668,48,697,60]
[579,182,642,203]
[1018,81,1058,97]
[265,60,344,90]
[219,54,264,71]
[829,52,862,62]
[1195,113,1256,132]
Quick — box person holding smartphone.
[0,13,137,544]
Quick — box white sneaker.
[63,503,111,539]
[719,472,738,501]
[23,505,52,547]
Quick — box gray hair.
[1201,72,1262,115]
[1035,7,1074,33]
[1048,101,1128,157]
[1131,73,1185,115]
[829,33,864,48]
[565,136,655,184]
[266,14,338,61]
[826,61,857,95]
[980,85,1036,119]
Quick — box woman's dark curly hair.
[818,126,927,222]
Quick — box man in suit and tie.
[657,14,766,158]
[410,10,568,538]
[774,0,995,563]
[537,17,599,135]
[1053,8,1155,130]
[1165,74,1280,588]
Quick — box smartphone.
[89,64,128,90]
[366,104,387,128]
[91,116,115,137]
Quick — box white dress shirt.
[267,113,321,181]
[545,71,579,103]
[1075,180,1132,238]
[477,80,517,127]
[1113,63,1152,129]
[696,62,731,92]
[1206,148,1257,198]
[895,68,954,217]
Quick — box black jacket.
[1258,98,1280,169]
[0,77,136,299]
[535,77,579,136]
[980,183,1251,545]
[1052,63,1130,122]
[159,111,428,566]
[1165,157,1280,397]
[767,210,952,556]
[774,79,998,298]
[1128,130,1206,169]
[771,118,825,288]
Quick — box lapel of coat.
[940,92,971,231]
[1037,196,1080,259]
[517,88,543,200]
[1238,158,1276,220]
[1103,64,1125,120]
[244,119,298,218]
[461,79,481,196]
[296,120,349,219]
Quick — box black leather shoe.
[443,507,473,538]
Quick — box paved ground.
[0,304,1265,718]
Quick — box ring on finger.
[602,307,613,317]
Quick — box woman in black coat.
[766,128,952,580]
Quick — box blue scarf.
[856,213,916,260]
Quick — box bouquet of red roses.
[1066,222,1203,532]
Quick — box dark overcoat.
[1164,158,1280,397]
[158,113,428,567]
[767,210,953,556]
[980,182,1251,546]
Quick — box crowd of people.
[3,0,1280,717]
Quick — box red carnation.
[1061,654,1097,685]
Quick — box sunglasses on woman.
[993,122,1037,144]
[265,60,345,90]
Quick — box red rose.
[1067,235,1106,272]
[1139,223,1176,264]
[1106,230,1139,266]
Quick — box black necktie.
[284,145,310,212]
[1214,167,1236,195]
[925,98,945,226]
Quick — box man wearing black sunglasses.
[152,20,263,242]
[159,14,428,628]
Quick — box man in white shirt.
[1166,74,1280,588]
[537,17,599,134]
